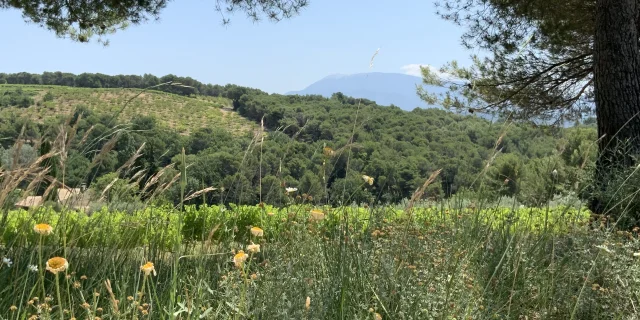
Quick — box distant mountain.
[286,72,450,111]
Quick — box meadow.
[0,200,637,320]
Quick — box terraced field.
[0,84,256,135]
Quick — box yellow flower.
[140,262,156,276]
[34,223,53,235]
[310,209,325,221]
[45,257,68,274]
[247,242,261,253]
[323,146,335,157]
[233,250,248,268]
[250,227,264,237]
[374,312,382,320]
[362,175,374,186]
[305,296,311,310]
[267,211,275,216]
[9,305,17,311]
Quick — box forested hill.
[0,72,597,207]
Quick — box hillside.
[0,78,596,207]
[0,84,256,135]
[286,72,449,111]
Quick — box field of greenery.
[3,201,638,320]
[0,84,255,135]
[0,74,638,319]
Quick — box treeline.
[0,71,264,101]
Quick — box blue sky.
[0,0,471,94]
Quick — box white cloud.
[401,64,430,77]
[401,64,460,82]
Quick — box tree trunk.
[590,0,640,214]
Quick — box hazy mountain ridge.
[286,72,449,111]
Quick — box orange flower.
[140,262,156,276]
[233,250,248,268]
[250,227,264,237]
[45,257,68,274]
[310,209,325,221]
[34,223,53,235]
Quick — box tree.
[425,0,640,216]
[1,0,308,44]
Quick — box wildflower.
[73,282,81,289]
[362,175,374,186]
[80,275,88,280]
[9,305,17,311]
[97,308,103,313]
[33,223,53,235]
[127,296,134,301]
[250,273,258,280]
[310,209,325,221]
[2,257,12,268]
[250,226,264,237]
[27,264,38,272]
[267,211,275,216]
[82,302,91,309]
[94,292,100,297]
[323,146,335,157]
[375,313,382,320]
[247,242,261,253]
[45,257,68,274]
[233,250,248,268]
[285,187,298,194]
[305,296,311,310]
[140,262,156,276]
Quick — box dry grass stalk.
[405,169,442,214]
[78,125,95,146]
[104,279,119,314]
[184,187,218,202]
[116,142,146,175]
[140,163,175,196]
[99,177,120,201]
[89,132,121,169]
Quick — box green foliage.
[2,203,636,319]
[0,88,34,108]
[0,81,598,207]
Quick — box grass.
[0,201,637,319]
[0,85,256,135]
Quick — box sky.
[0,0,472,94]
